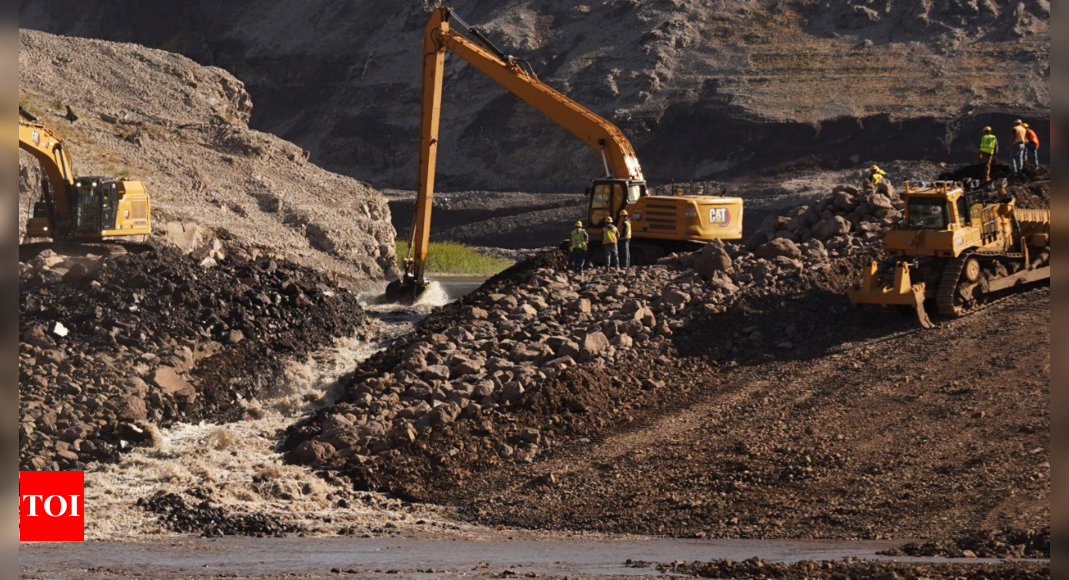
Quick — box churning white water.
[81,333,451,541]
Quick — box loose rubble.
[285,184,890,493]
[19,243,374,472]
[637,559,1049,580]
[139,491,300,538]
[879,528,1051,560]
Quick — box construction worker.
[867,165,887,192]
[618,210,633,268]
[570,221,590,274]
[979,126,999,182]
[602,217,620,270]
[1011,119,1028,173]
[1024,123,1041,168]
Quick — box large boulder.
[757,238,803,261]
[693,242,733,280]
[813,215,853,241]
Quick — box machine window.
[908,198,949,230]
[627,184,643,204]
[592,184,611,210]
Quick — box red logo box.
[19,471,85,542]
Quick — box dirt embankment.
[18,243,375,472]
[19,1,1049,191]
[284,179,1048,541]
[19,30,396,284]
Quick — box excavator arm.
[19,112,77,234]
[390,7,646,299]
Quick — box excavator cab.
[588,179,645,228]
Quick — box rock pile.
[744,185,902,255]
[288,256,688,481]
[285,234,867,494]
[19,244,373,472]
[641,558,1048,580]
[656,184,896,295]
[880,528,1051,560]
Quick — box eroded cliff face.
[19,30,396,283]
[20,0,1049,191]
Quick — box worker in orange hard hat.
[1011,120,1028,174]
[618,210,633,268]
[979,126,999,182]
[1023,123,1042,168]
[570,220,590,274]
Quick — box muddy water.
[21,536,1019,580]
[81,331,449,541]
[77,278,492,542]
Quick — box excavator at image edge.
[18,106,152,245]
[385,7,744,303]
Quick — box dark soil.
[640,559,1049,580]
[19,243,374,471]
[139,491,301,538]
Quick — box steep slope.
[19,0,1050,191]
[18,30,397,284]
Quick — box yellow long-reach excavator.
[19,106,151,241]
[387,7,744,301]
[849,179,1050,328]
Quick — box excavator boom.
[388,7,743,301]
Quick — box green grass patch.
[396,241,514,277]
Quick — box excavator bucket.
[384,276,426,305]
[848,261,934,329]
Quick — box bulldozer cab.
[588,178,645,228]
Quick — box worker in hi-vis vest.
[570,221,590,274]
[1010,119,1028,174]
[618,210,634,268]
[602,217,620,270]
[979,126,999,182]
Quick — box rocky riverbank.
[19,243,375,472]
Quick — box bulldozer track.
[935,251,1049,322]
[936,256,967,318]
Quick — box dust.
[81,333,448,541]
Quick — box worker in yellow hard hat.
[570,220,589,274]
[978,127,999,182]
[868,165,888,190]
[618,210,633,268]
[602,217,620,270]
[1011,120,1028,174]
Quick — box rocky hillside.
[19,30,396,284]
[19,0,1050,191]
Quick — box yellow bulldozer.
[850,179,1050,328]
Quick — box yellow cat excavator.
[387,7,744,301]
[18,106,151,242]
